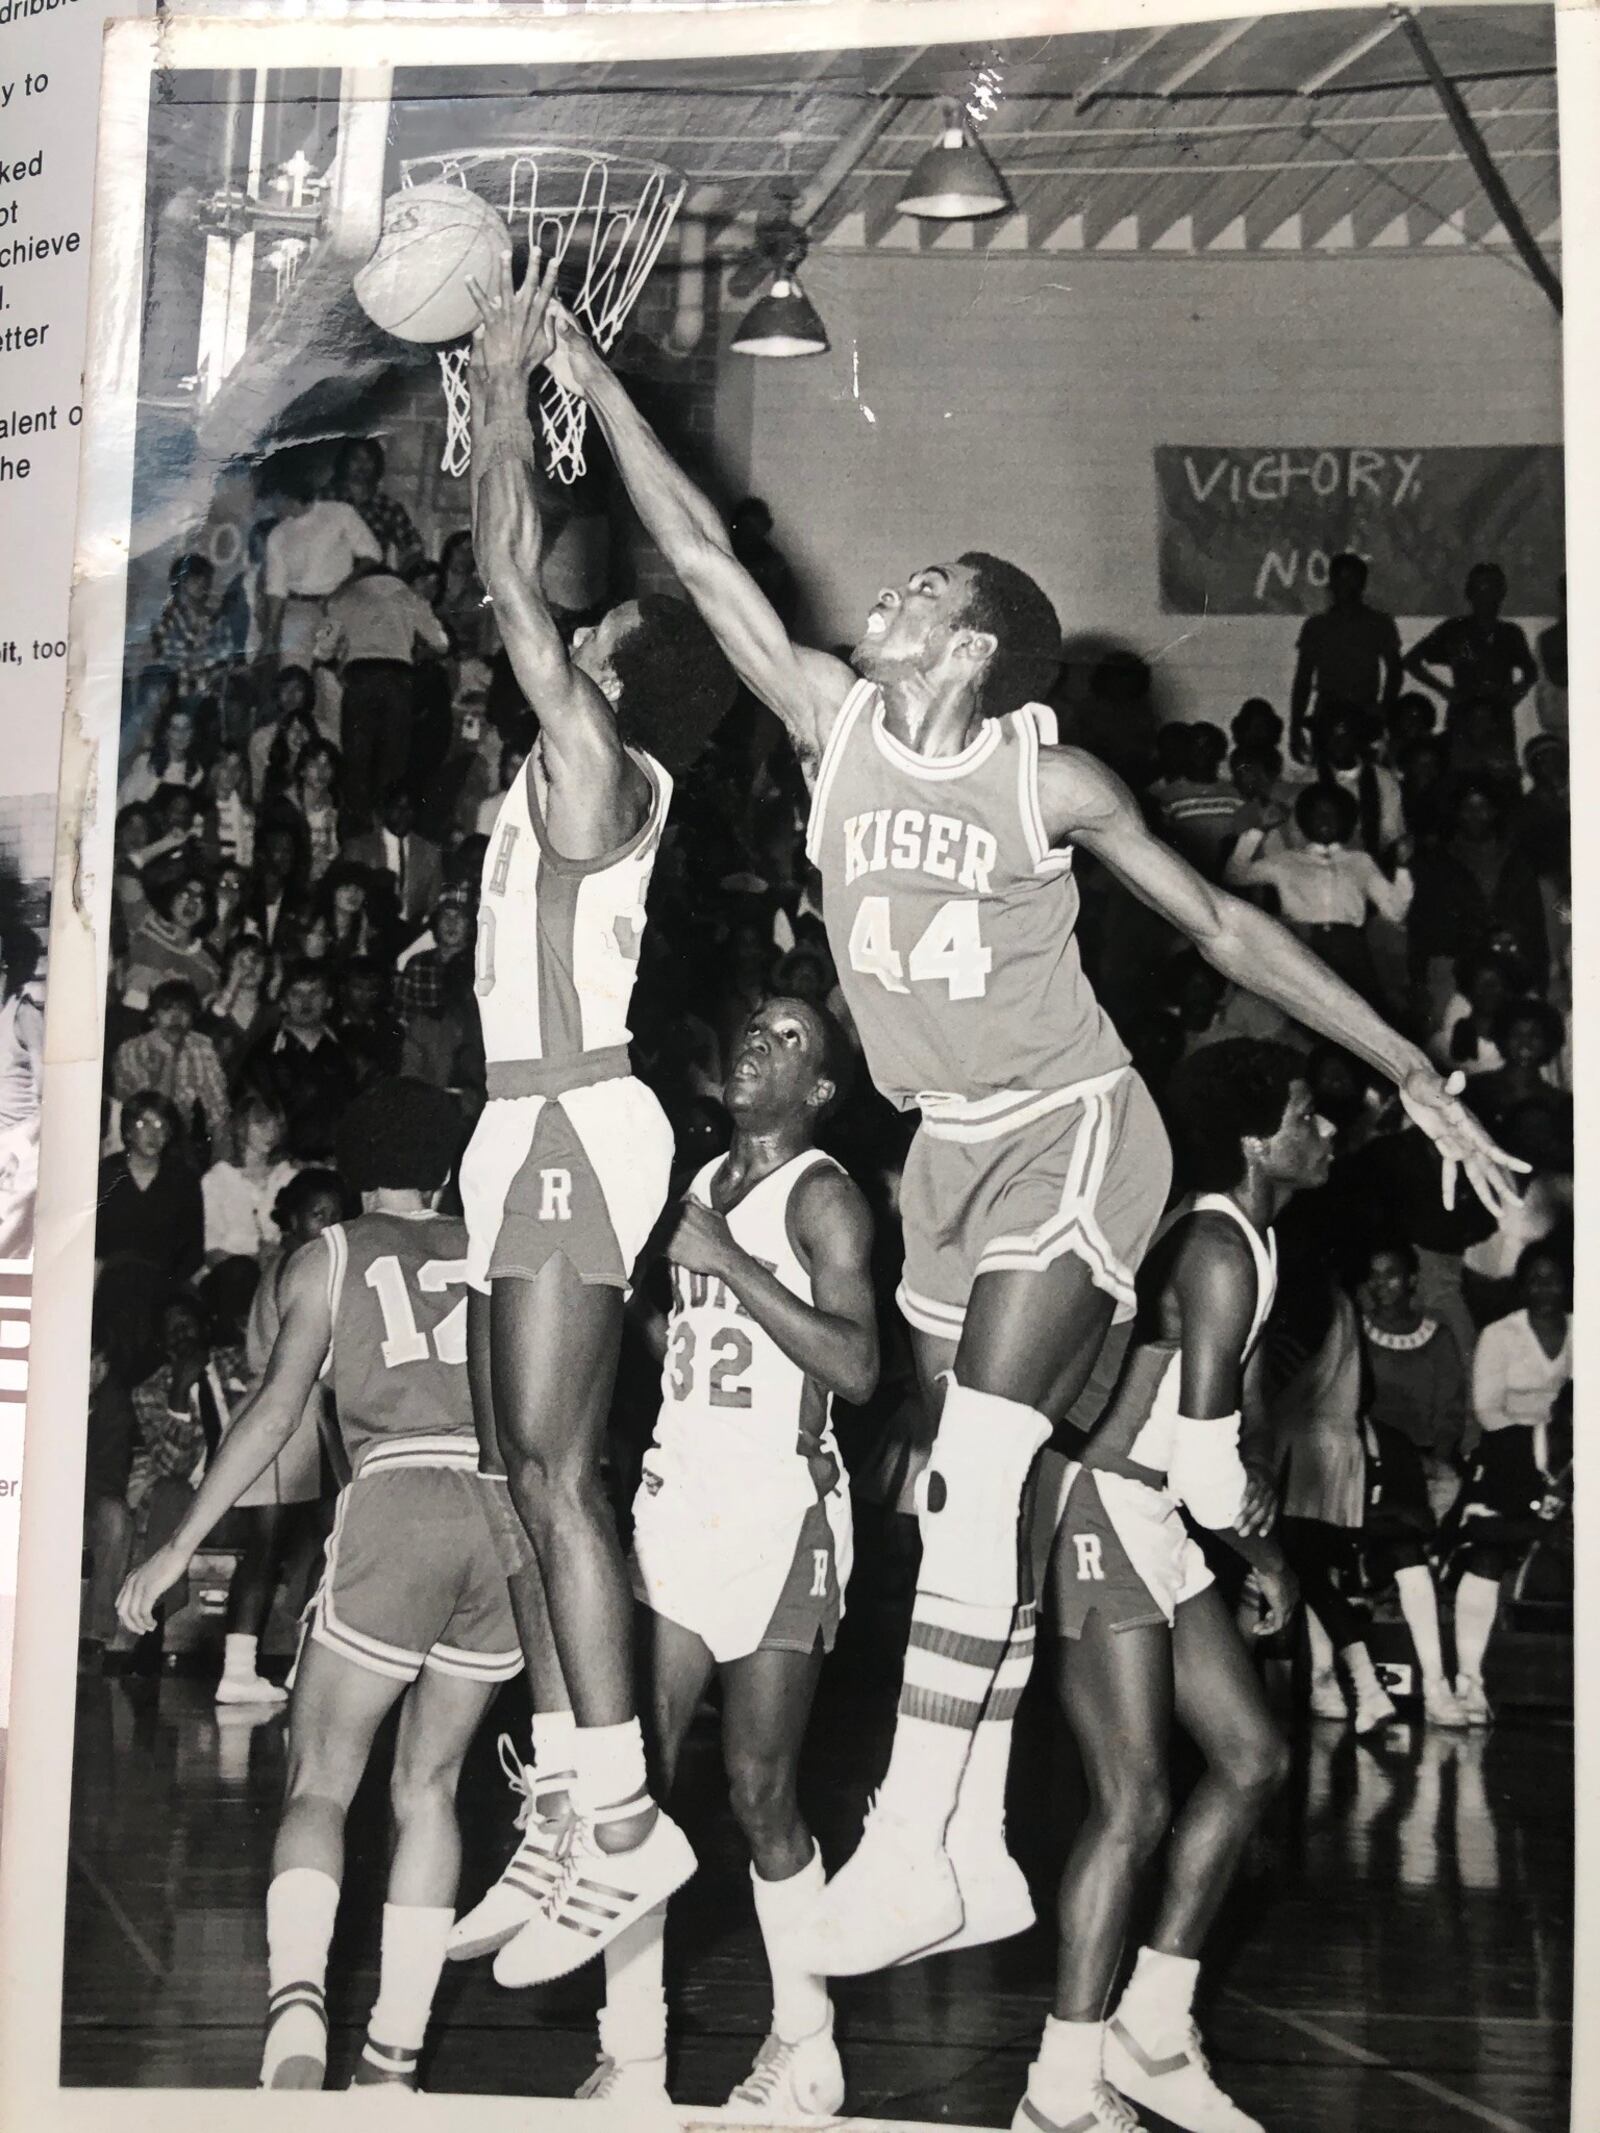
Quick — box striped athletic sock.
[948,1604,1036,1841]
[358,1903,452,2082]
[877,1596,1015,1841]
[261,1868,338,2087]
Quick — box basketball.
[352,182,513,344]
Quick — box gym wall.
[715,248,1563,723]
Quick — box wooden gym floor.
[60,1647,1570,2131]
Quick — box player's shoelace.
[576,2053,620,2098]
[498,1731,536,1830]
[1093,2079,1144,2131]
[730,2032,791,2104]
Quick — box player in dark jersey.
[545,313,1524,1974]
[1017,1041,1322,2133]
[118,1080,515,2093]
[453,255,735,1985]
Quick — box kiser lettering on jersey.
[842,808,998,894]
[668,1257,777,1318]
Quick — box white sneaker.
[1011,2079,1148,2131]
[1422,1676,1470,1729]
[900,1821,1033,1962]
[789,1798,963,1976]
[575,2050,670,2103]
[1105,2014,1262,2133]
[727,2014,846,2121]
[493,1808,696,1988]
[1351,1682,1398,1736]
[448,1735,571,1960]
[216,1672,288,1706]
[1308,1669,1346,1721]
[1456,1673,1492,1727]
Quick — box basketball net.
[411,147,686,483]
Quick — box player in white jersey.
[545,311,1523,1975]
[448,255,735,1990]
[1017,1042,1324,2133]
[570,995,875,2116]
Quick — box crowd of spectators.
[86,470,1573,1727]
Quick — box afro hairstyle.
[953,551,1063,718]
[1163,1038,1307,1193]
[610,594,739,778]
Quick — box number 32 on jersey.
[848,895,992,1001]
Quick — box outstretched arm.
[468,255,641,844]
[116,1242,333,1632]
[547,314,854,780]
[1041,745,1525,1218]
[664,1169,878,1407]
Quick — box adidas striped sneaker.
[493,1801,695,1989]
[448,1733,574,1961]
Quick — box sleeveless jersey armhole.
[781,1149,842,1276]
[804,680,874,866]
[1014,704,1075,877]
[319,1224,348,1382]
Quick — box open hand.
[1399,1066,1529,1220]
[467,248,561,387]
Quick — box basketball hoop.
[405,146,687,483]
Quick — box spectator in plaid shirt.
[126,1292,216,1510]
[394,886,475,1025]
[335,437,423,574]
[112,979,232,1162]
[151,554,232,706]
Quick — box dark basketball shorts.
[459,1073,673,1296]
[896,1066,1171,1343]
[630,1454,854,1665]
[1047,1464,1213,1640]
[307,1439,523,1685]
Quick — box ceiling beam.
[1154,17,1263,99]
[1074,26,1171,111]
[1297,15,1404,97]
[1393,6,1561,314]
[792,48,926,229]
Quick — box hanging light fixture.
[730,260,829,359]
[897,103,1012,220]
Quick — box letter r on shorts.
[1073,1533,1105,1582]
[810,1550,829,1598]
[539,1168,572,1221]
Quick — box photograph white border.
[2,3,1591,2127]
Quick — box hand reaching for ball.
[467,248,561,389]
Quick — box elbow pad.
[1166,1409,1248,1531]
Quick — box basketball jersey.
[475,748,673,1068]
[1094,1194,1278,1482]
[650,1150,842,1512]
[0,985,43,1132]
[805,680,1127,1119]
[322,1209,474,1469]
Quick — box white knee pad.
[913,1379,1051,1610]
